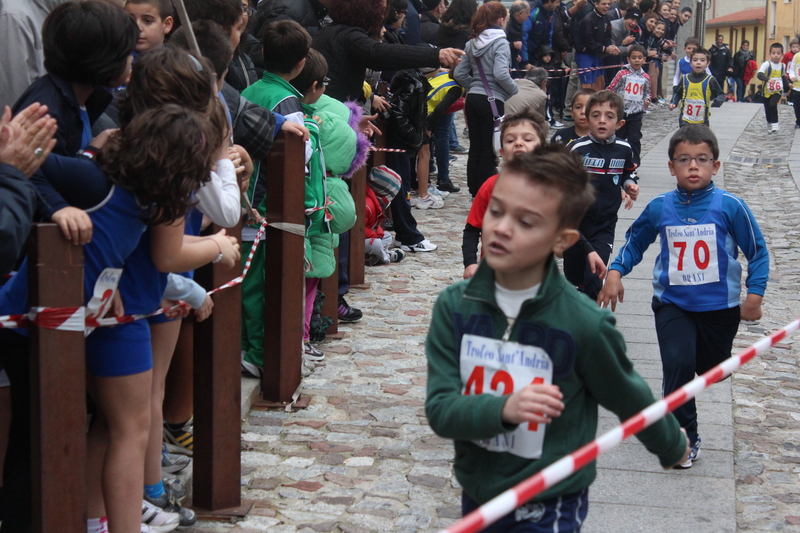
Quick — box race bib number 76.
[460,334,553,459]
[666,224,720,285]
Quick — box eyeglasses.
[672,155,714,166]
[242,4,255,16]
[322,77,330,86]
[395,9,407,14]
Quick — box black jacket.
[313,23,439,103]
[420,11,440,45]
[435,20,471,50]
[575,9,611,55]
[709,44,733,77]
[239,32,265,78]
[254,0,328,38]
[0,165,36,276]
[226,50,258,92]
[385,69,430,154]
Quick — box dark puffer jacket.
[313,23,440,103]
[385,69,431,154]
[253,0,328,38]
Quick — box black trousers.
[764,93,781,124]
[652,298,740,444]
[386,151,424,246]
[792,91,800,125]
[562,217,616,301]
[618,112,643,167]
[465,93,503,197]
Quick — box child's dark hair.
[692,47,711,61]
[683,37,701,49]
[499,108,548,145]
[586,90,624,120]
[628,44,645,57]
[469,2,507,39]
[386,0,409,25]
[42,1,138,86]
[169,21,233,79]
[770,42,784,53]
[125,0,174,20]
[680,6,692,14]
[261,20,312,74]
[642,12,657,22]
[571,88,596,107]
[99,105,219,226]
[500,145,595,228]
[667,124,720,161]
[290,49,329,95]
[184,0,241,32]
[118,47,217,127]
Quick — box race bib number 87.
[460,334,553,459]
[666,224,720,285]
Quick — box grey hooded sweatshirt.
[454,28,519,103]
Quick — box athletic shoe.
[772,123,780,133]
[163,417,193,457]
[142,525,153,533]
[141,500,180,532]
[448,154,458,162]
[450,143,468,153]
[562,114,574,122]
[462,127,469,136]
[163,477,187,503]
[388,249,405,263]
[428,184,449,198]
[437,180,461,193]
[674,436,701,469]
[415,194,444,210]
[365,254,382,267]
[144,492,196,528]
[550,120,565,128]
[241,356,262,379]
[408,190,419,207]
[338,297,362,322]
[161,444,190,474]
[398,239,438,253]
[303,342,325,361]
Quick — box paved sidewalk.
[190,103,799,533]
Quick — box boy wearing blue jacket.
[598,125,769,468]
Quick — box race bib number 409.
[460,334,553,459]
[666,224,720,285]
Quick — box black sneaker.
[437,180,461,193]
[337,297,362,323]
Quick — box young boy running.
[607,44,651,166]
[669,47,724,127]
[671,37,704,89]
[598,125,769,468]
[427,146,689,531]
[567,90,638,300]
[757,43,794,133]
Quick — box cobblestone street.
[189,103,800,533]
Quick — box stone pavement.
[189,103,800,533]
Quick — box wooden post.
[261,132,305,403]
[348,166,367,286]
[321,248,339,337]
[192,221,247,514]
[28,224,85,533]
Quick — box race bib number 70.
[666,224,720,285]
[460,334,553,459]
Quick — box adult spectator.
[253,0,329,40]
[420,0,447,45]
[504,66,548,118]
[435,0,476,50]
[312,0,463,104]
[606,6,641,83]
[520,0,559,69]
[505,1,529,70]
[0,0,69,109]
[732,40,754,103]
[0,103,57,275]
[575,0,618,90]
[709,34,733,90]
[403,0,426,46]
[607,0,633,21]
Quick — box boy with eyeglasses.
[598,125,769,469]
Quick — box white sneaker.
[428,185,449,198]
[772,123,780,132]
[551,120,565,128]
[415,194,444,210]
[141,500,179,532]
[408,190,419,207]
[399,239,438,252]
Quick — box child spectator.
[607,44,650,165]
[598,125,769,468]
[789,48,800,127]
[781,38,799,70]
[423,68,464,194]
[644,19,669,102]
[757,43,793,133]
[566,90,638,300]
[427,146,689,529]
[551,88,595,145]
[574,0,618,90]
[462,108,549,279]
[365,166,406,265]
[535,45,565,127]
[669,47,724,127]
[124,0,174,55]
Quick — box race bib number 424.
[460,334,553,459]
[666,224,720,285]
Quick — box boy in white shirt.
[757,43,794,133]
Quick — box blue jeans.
[733,77,745,103]
[433,117,451,184]
[448,113,459,149]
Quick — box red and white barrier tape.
[440,317,800,533]
[369,147,406,153]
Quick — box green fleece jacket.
[425,258,686,504]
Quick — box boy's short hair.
[585,90,624,120]
[290,49,328,95]
[43,0,138,86]
[500,145,595,229]
[184,0,241,32]
[683,37,701,49]
[261,20,312,74]
[791,38,799,46]
[771,42,784,52]
[680,6,692,14]
[125,0,174,19]
[571,88,596,106]
[169,20,233,79]
[628,44,645,57]
[499,108,548,145]
[642,12,657,22]
[692,47,711,61]
[667,124,720,161]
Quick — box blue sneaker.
[675,436,701,469]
